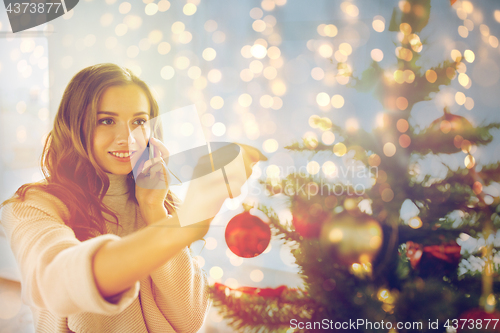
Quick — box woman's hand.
[135,137,171,222]
[174,142,267,242]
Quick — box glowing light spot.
[333,143,346,156]
[119,2,131,14]
[324,24,338,37]
[372,17,385,32]
[322,131,335,145]
[458,26,469,38]
[271,97,283,110]
[489,36,499,48]
[316,92,330,107]
[171,21,185,34]
[203,237,217,250]
[250,269,264,282]
[371,49,383,62]
[458,73,470,87]
[241,45,252,58]
[383,142,396,157]
[339,43,352,56]
[202,48,216,61]
[451,49,462,62]
[464,154,475,169]
[311,67,324,80]
[331,95,344,109]
[267,46,281,59]
[252,19,266,32]
[261,0,275,11]
[408,217,422,229]
[145,3,158,15]
[464,50,475,63]
[201,113,215,127]
[251,44,267,59]
[322,161,337,177]
[240,69,254,82]
[207,69,222,83]
[455,92,466,105]
[210,96,224,109]
[100,13,113,27]
[303,132,318,149]
[307,161,320,175]
[179,31,192,44]
[263,66,278,80]
[115,23,128,36]
[260,94,274,108]
[318,44,333,58]
[425,70,437,83]
[204,20,217,32]
[210,30,225,44]
[479,24,490,37]
[158,0,170,12]
[183,3,197,15]
[209,266,223,280]
[381,188,394,202]
[249,60,263,74]
[160,66,175,80]
[250,7,263,19]
[464,97,474,110]
[396,96,408,110]
[186,66,201,80]
[174,56,190,69]
[158,42,171,55]
[148,30,163,44]
[193,255,205,268]
[271,80,286,96]
[263,139,279,153]
[16,101,26,114]
[399,23,412,35]
[345,4,359,17]
[238,94,252,107]
[345,118,359,132]
[399,134,411,148]
[212,122,226,136]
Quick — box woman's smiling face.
[93,84,150,175]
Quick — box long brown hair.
[1,63,179,241]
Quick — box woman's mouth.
[108,151,136,161]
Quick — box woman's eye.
[135,118,147,126]
[98,118,114,125]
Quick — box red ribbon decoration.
[214,283,298,298]
[406,241,461,269]
[450,0,457,5]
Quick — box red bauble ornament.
[292,202,330,238]
[457,308,500,332]
[225,211,271,258]
[420,108,475,154]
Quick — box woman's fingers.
[150,137,170,163]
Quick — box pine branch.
[209,285,316,333]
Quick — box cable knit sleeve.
[149,246,211,333]
[0,189,140,317]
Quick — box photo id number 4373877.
[445,318,499,330]
[6,2,62,14]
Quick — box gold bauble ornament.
[319,211,383,266]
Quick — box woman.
[1,63,262,332]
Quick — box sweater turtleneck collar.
[104,172,130,196]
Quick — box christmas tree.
[211,1,500,332]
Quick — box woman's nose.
[115,124,136,145]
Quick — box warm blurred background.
[1,0,500,332]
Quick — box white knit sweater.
[0,173,211,332]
